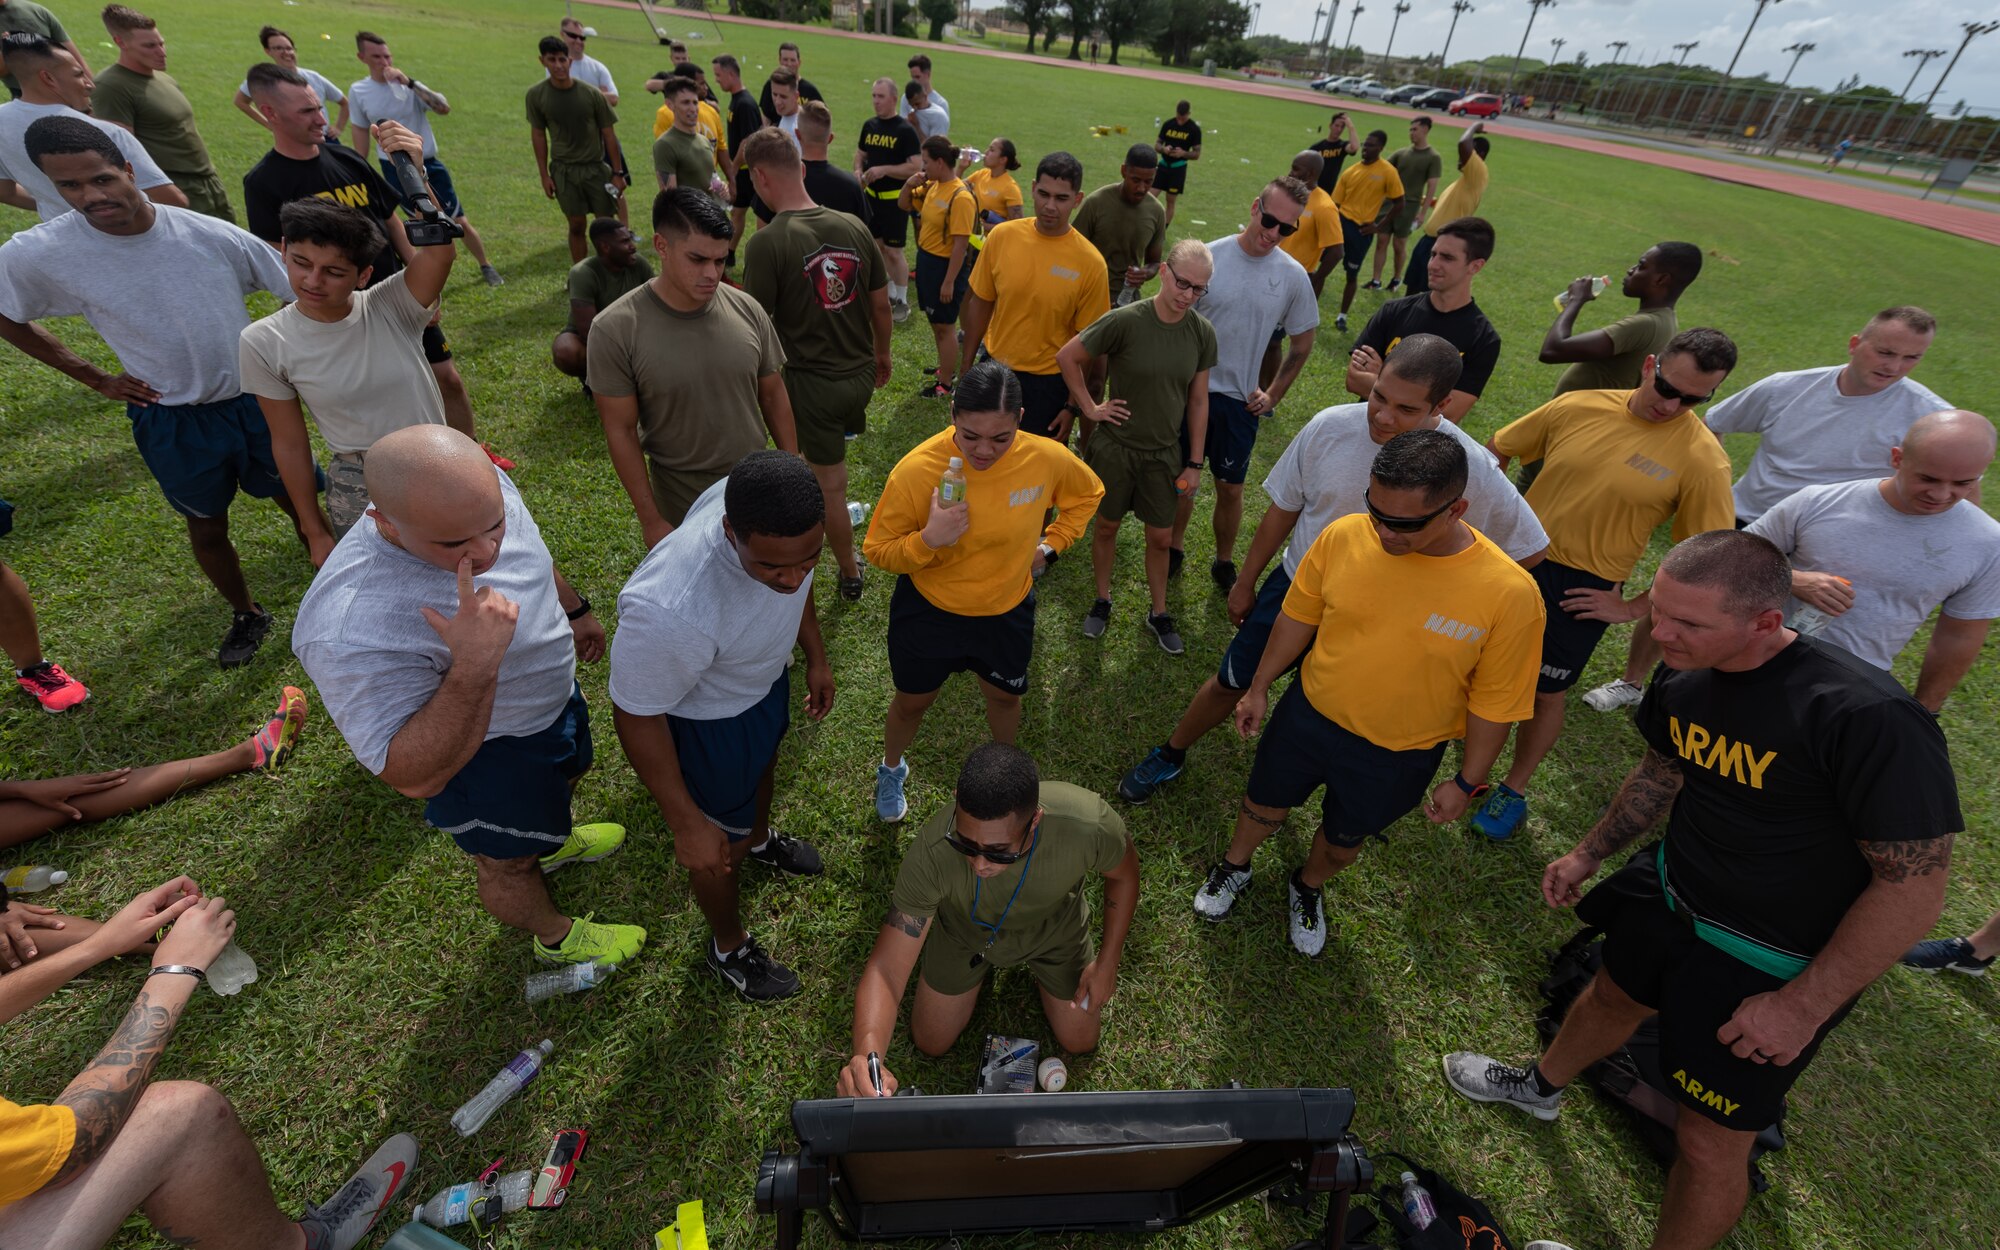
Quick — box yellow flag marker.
[655,1199,709,1250]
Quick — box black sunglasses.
[944,811,1036,864]
[1651,370,1714,407]
[1364,486,1456,533]
[1253,199,1299,238]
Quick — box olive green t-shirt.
[584,282,785,524]
[89,65,214,176]
[566,254,654,315]
[1554,305,1678,395]
[1387,145,1443,204]
[1071,183,1165,300]
[1076,300,1218,453]
[892,782,1129,967]
[652,127,714,193]
[0,0,69,96]
[525,78,617,166]
[740,205,885,380]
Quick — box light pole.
[1673,39,1698,66]
[1778,40,1814,87]
[1343,4,1366,74]
[1869,47,1947,145]
[1505,0,1556,96]
[1907,21,1999,148]
[1667,40,1701,127]
[1606,39,1627,66]
[1439,0,1473,77]
[1382,1,1412,75]
[1249,2,1261,35]
[1720,0,1780,83]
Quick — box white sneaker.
[1192,860,1250,921]
[1441,1051,1565,1120]
[1287,873,1327,957]
[1581,679,1645,711]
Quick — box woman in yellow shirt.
[899,135,978,400]
[862,361,1105,822]
[958,136,1024,237]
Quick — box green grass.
[4,3,1997,1247]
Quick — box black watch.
[1452,773,1490,798]
[566,596,594,621]
[1062,401,1083,417]
[1184,459,1205,470]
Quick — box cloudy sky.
[1259,0,2000,114]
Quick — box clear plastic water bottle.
[847,500,871,527]
[939,456,967,505]
[1400,1171,1438,1231]
[1553,275,1608,311]
[206,941,259,996]
[411,1170,533,1227]
[1115,276,1145,306]
[524,960,613,1003]
[1,865,67,894]
[450,1040,553,1137]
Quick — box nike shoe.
[746,830,824,876]
[1581,679,1645,712]
[1902,936,1993,976]
[15,660,89,713]
[1441,1052,1565,1120]
[535,913,646,965]
[297,1132,419,1250]
[540,823,626,874]
[1145,611,1185,655]
[1118,746,1183,804]
[250,686,309,770]
[875,758,910,823]
[218,605,272,669]
[708,933,801,1002]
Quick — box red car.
[1448,93,1502,118]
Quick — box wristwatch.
[566,596,594,621]
[1451,773,1491,799]
[1184,459,1205,470]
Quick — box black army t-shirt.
[1157,116,1201,158]
[1356,292,1502,397]
[1309,138,1352,193]
[1634,635,1960,958]
[723,88,761,167]
[242,143,403,282]
[856,113,919,174]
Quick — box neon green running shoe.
[539,822,625,875]
[534,913,646,966]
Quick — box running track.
[579,0,1999,247]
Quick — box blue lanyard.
[969,827,1039,963]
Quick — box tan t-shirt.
[586,282,785,524]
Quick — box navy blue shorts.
[1533,558,1620,693]
[127,393,289,519]
[427,684,592,860]
[1217,565,1296,691]
[1014,369,1071,440]
[1201,390,1259,485]
[1245,684,1445,847]
[666,668,791,839]
[914,249,963,325]
[379,155,465,220]
[1339,214,1374,275]
[888,575,1035,697]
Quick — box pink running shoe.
[250,686,309,770]
[15,661,88,712]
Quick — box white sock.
[890,281,906,301]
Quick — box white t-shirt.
[903,102,948,141]
[0,204,290,405]
[1706,364,1951,521]
[0,99,174,220]
[293,470,576,775]
[1747,478,2000,670]
[1198,234,1318,401]
[776,111,800,149]
[238,270,445,453]
[898,86,947,119]
[608,478,812,721]
[545,53,617,99]
[1263,403,1549,576]
[238,66,345,133]
[347,77,439,157]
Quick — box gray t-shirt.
[238,270,445,453]
[1198,234,1318,402]
[1263,403,1549,577]
[347,77,439,157]
[1747,478,2000,670]
[543,53,617,99]
[292,470,576,775]
[0,100,173,220]
[0,204,290,405]
[238,66,345,133]
[1707,365,1951,522]
[608,478,813,720]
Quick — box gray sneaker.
[891,298,911,324]
[298,1132,419,1250]
[1145,611,1185,655]
[480,264,505,287]
[1441,1052,1565,1121]
[1287,872,1326,957]
[1193,860,1250,921]
[1082,598,1111,639]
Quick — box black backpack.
[1339,1152,1517,1250]
[1536,928,1787,1192]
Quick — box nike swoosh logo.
[372,1161,409,1216]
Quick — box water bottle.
[1115,276,1145,306]
[1552,275,1608,311]
[1399,1171,1438,1231]
[524,960,613,1003]
[206,941,259,996]
[411,1170,533,1227]
[939,456,967,505]
[450,1039,553,1137]
[846,500,871,527]
[1,865,67,894]
[1790,577,1850,637]
[961,145,981,164]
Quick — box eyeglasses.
[1364,487,1457,533]
[1650,370,1714,407]
[1253,199,1299,238]
[944,811,1036,864]
[1163,265,1208,298]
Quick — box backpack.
[1339,1152,1516,1250]
[1537,928,1787,1193]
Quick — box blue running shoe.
[1118,747,1183,804]
[1902,936,1992,976]
[876,758,910,823]
[1470,783,1528,840]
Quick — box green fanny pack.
[1656,843,1812,981]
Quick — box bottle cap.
[1400,1171,1417,1184]
[948,456,963,468]
[49,870,68,884]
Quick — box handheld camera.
[387,148,463,248]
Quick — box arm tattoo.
[1858,834,1955,885]
[883,907,927,939]
[49,988,178,1185]
[1238,799,1288,830]
[1580,748,1684,861]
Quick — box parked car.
[1353,79,1392,99]
[1414,87,1462,109]
[1448,92,1503,117]
[1324,75,1369,94]
[1385,84,1432,105]
[1309,74,1341,91]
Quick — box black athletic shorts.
[1154,161,1188,195]
[1244,684,1445,848]
[421,322,452,364]
[887,575,1035,696]
[868,194,908,247]
[1013,369,1071,441]
[1533,559,1619,693]
[1579,854,1857,1130]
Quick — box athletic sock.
[1157,744,1186,766]
[1528,1061,1564,1097]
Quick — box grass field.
[4,3,1998,1247]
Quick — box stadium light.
[1868,47,1947,146]
[1439,1,1474,74]
[1505,0,1557,95]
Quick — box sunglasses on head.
[1253,199,1299,238]
[1650,370,1713,407]
[1364,486,1456,533]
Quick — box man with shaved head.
[1746,409,1999,711]
[854,76,920,319]
[1276,149,1340,298]
[293,426,645,968]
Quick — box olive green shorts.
[552,159,618,219]
[168,170,236,224]
[785,367,874,466]
[1390,200,1423,238]
[918,908,1092,999]
[1085,435,1183,529]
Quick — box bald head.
[1888,409,1994,517]
[364,427,508,569]
[1902,409,1996,463]
[1289,150,1324,184]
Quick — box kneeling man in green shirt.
[837,742,1139,1096]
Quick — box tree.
[1148,0,1248,67]
[741,0,831,18]
[1066,0,1100,59]
[1016,0,1059,54]
[863,0,919,36]
[1200,35,1259,69]
[1097,0,1158,64]
[918,0,957,39]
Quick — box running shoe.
[1441,1052,1565,1120]
[250,686,309,770]
[746,830,824,876]
[1288,871,1327,957]
[297,1132,419,1250]
[540,822,626,874]
[1902,936,1993,976]
[482,444,517,471]
[837,574,865,602]
[535,913,647,965]
[890,298,910,324]
[1210,559,1237,591]
[1193,859,1251,921]
[916,380,953,399]
[1581,679,1645,712]
[15,660,88,713]
[1386,278,1401,292]
[480,264,505,287]
[875,758,910,823]
[1335,313,1349,333]
[1082,598,1112,639]
[1361,279,1382,291]
[218,605,272,669]
[708,933,801,1002]
[1118,747,1183,803]
[1146,612,1185,656]
[1470,783,1528,840]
